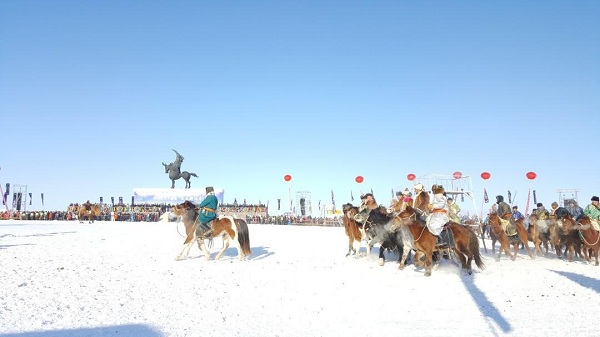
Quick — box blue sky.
[1,1,598,216]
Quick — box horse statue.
[162,149,198,189]
[172,200,251,261]
[78,204,101,224]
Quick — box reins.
[576,221,600,246]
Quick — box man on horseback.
[496,195,517,235]
[412,183,430,220]
[426,184,450,246]
[533,203,550,219]
[584,196,600,223]
[83,200,92,213]
[198,186,219,238]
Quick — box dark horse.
[353,205,407,267]
[394,206,484,276]
[162,149,198,188]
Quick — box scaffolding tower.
[556,188,579,207]
[12,184,28,212]
[295,191,311,216]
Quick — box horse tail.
[189,172,198,177]
[234,218,252,257]
[468,228,485,270]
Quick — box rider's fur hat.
[205,186,214,193]
[592,196,599,202]
[413,183,424,191]
[537,203,543,207]
[431,184,444,194]
[496,195,504,203]
[402,188,411,196]
[363,193,374,199]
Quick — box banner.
[277,198,280,210]
[331,190,335,210]
[131,196,135,206]
[351,190,354,202]
[118,196,123,204]
[41,193,44,206]
[12,192,17,208]
[111,197,114,205]
[100,196,103,203]
[508,190,512,204]
[132,188,225,205]
[483,188,489,203]
[29,192,32,205]
[533,190,537,204]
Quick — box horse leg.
[424,249,433,277]
[216,236,231,260]
[519,230,534,259]
[176,242,192,260]
[398,248,411,270]
[378,246,386,266]
[196,238,211,260]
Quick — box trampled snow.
[1,220,598,337]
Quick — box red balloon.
[526,171,537,180]
[284,174,292,182]
[355,176,364,184]
[480,172,491,180]
[453,171,462,179]
[407,173,416,181]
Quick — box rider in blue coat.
[198,186,218,237]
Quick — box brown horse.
[78,204,101,224]
[559,215,588,263]
[487,213,533,261]
[525,214,550,256]
[172,201,251,261]
[342,203,363,257]
[394,206,484,276]
[573,216,600,265]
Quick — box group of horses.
[486,213,600,265]
[343,200,485,277]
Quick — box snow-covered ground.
[1,220,599,337]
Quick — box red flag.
[483,188,489,203]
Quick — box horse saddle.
[436,227,455,248]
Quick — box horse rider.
[567,200,584,220]
[511,206,524,220]
[496,195,517,233]
[426,184,449,246]
[197,186,219,238]
[583,196,600,228]
[83,200,92,213]
[533,203,550,219]
[550,201,571,220]
[412,183,430,220]
[447,197,461,224]
[359,193,378,212]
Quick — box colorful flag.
[483,188,489,203]
[508,190,512,204]
[331,190,335,209]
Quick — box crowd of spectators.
[0,201,343,226]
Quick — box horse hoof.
[378,258,384,266]
[424,272,431,277]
